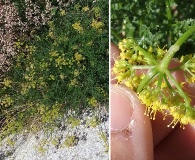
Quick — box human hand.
[110,43,195,160]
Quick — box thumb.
[111,85,153,160]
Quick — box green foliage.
[0,0,108,140]
[37,145,47,156]
[68,117,81,128]
[6,137,15,147]
[111,0,195,56]
[98,131,109,152]
[63,135,77,148]
[87,116,100,128]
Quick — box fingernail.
[111,85,133,131]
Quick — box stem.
[161,26,195,69]
[157,72,164,91]
[186,68,194,76]
[166,0,172,20]
[165,0,172,47]
[136,46,158,65]
[164,74,173,90]
[175,26,195,46]
[166,70,190,106]
[137,67,159,92]
[132,65,154,70]
[111,30,122,41]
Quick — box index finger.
[110,42,120,84]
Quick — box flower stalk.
[166,0,173,47]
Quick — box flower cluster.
[138,87,195,128]
[180,54,195,83]
[91,19,104,31]
[2,78,12,88]
[87,97,98,107]
[0,94,14,108]
[82,6,90,12]
[113,35,195,128]
[72,22,84,33]
[113,38,148,90]
[118,38,150,65]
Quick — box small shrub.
[63,135,77,148]
[98,132,109,152]
[87,116,100,128]
[0,0,108,140]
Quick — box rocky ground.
[0,107,109,160]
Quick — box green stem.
[166,70,190,106]
[186,68,194,76]
[157,72,164,91]
[161,26,195,69]
[175,26,195,46]
[111,30,122,41]
[132,65,154,70]
[136,46,158,65]
[137,67,159,92]
[165,0,172,47]
[164,74,173,90]
[165,0,172,21]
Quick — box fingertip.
[111,85,133,131]
[110,42,120,68]
[110,85,153,160]
[110,42,120,84]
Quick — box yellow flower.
[55,56,65,68]
[3,78,12,87]
[30,81,36,89]
[70,79,77,86]
[60,74,65,80]
[49,75,55,80]
[60,10,66,16]
[49,50,59,57]
[72,45,78,50]
[30,63,34,69]
[190,76,195,83]
[72,22,84,33]
[29,45,36,54]
[87,41,93,46]
[48,21,54,28]
[92,7,101,18]
[14,41,23,49]
[82,6,89,12]
[64,135,76,148]
[21,83,30,95]
[39,62,49,70]
[74,52,83,61]
[74,69,79,76]
[0,94,14,107]
[48,31,54,38]
[91,19,104,30]
[88,97,98,107]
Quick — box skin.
[110,42,195,160]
